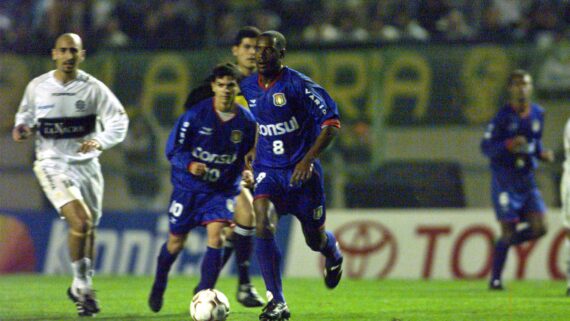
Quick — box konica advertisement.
[0,209,567,280]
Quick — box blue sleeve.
[534,114,545,158]
[480,114,509,158]
[298,79,340,125]
[165,112,195,172]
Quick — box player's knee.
[69,216,92,235]
[167,236,186,254]
[207,234,224,249]
[305,233,324,252]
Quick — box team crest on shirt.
[230,130,243,143]
[75,100,87,111]
[313,206,323,220]
[532,120,541,132]
[273,93,287,107]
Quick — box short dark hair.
[508,69,531,86]
[208,62,241,82]
[260,30,286,51]
[233,26,261,46]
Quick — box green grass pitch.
[0,275,568,320]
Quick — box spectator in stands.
[417,0,451,38]
[437,8,474,41]
[478,6,514,42]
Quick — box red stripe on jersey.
[321,118,341,129]
[254,194,271,201]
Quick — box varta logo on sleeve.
[273,93,286,107]
[198,127,213,135]
[230,130,243,143]
[178,121,190,143]
[304,88,327,115]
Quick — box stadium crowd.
[2,0,570,53]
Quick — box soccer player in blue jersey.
[148,63,257,313]
[240,31,344,320]
[183,26,265,308]
[481,69,554,290]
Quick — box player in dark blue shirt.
[481,69,554,290]
[184,27,265,308]
[240,31,343,321]
[148,63,257,313]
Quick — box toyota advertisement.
[0,209,566,280]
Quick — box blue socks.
[321,231,342,262]
[492,228,539,282]
[256,237,284,303]
[233,227,254,285]
[153,243,179,292]
[491,239,509,282]
[196,247,223,292]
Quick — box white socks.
[71,258,92,293]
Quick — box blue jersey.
[240,67,340,168]
[481,103,546,177]
[165,98,256,194]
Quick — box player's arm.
[290,124,339,185]
[81,82,129,153]
[291,82,341,185]
[480,115,523,158]
[534,117,555,162]
[244,124,258,170]
[13,81,37,142]
[165,112,203,175]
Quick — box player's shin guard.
[233,224,255,285]
[491,239,509,286]
[221,238,234,268]
[196,247,223,292]
[256,237,285,303]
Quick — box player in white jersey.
[12,33,129,317]
[561,118,570,296]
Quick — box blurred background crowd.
[3,0,570,211]
[2,0,570,53]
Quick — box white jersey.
[564,118,570,173]
[562,118,570,227]
[14,70,129,163]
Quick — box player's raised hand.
[242,169,254,188]
[290,159,314,186]
[78,139,102,153]
[188,162,207,176]
[12,124,32,142]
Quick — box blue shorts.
[253,162,326,230]
[167,188,236,235]
[491,174,546,222]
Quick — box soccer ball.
[190,289,230,321]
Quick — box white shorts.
[561,171,570,229]
[33,158,104,225]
